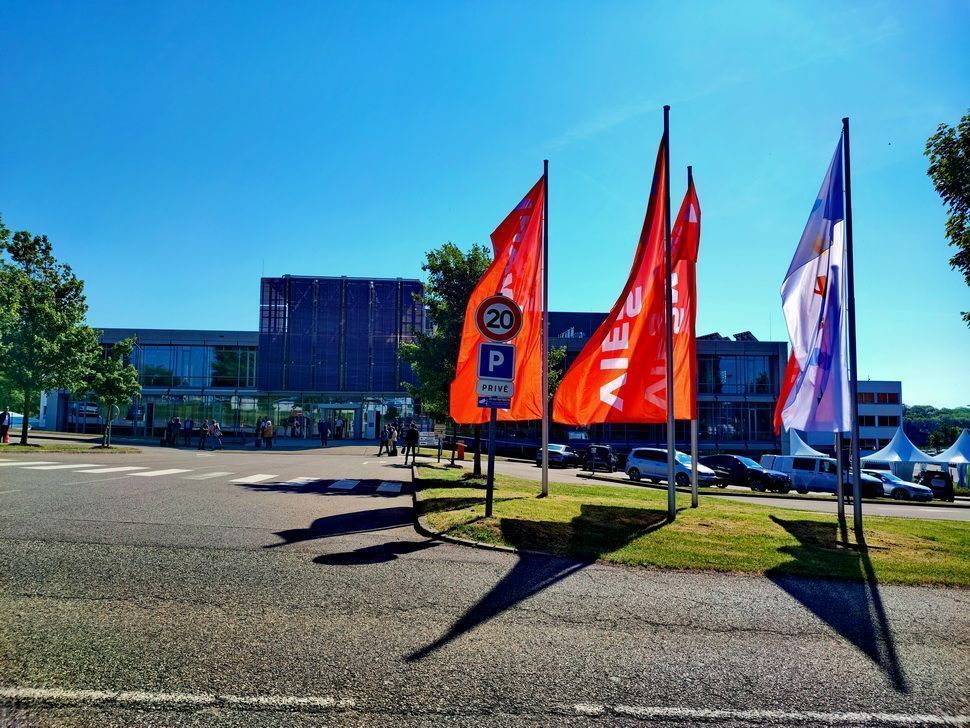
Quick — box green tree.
[927,423,961,453]
[85,337,141,447]
[0,227,99,444]
[400,241,492,474]
[0,216,23,411]
[925,108,970,325]
[547,345,567,402]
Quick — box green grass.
[416,464,970,587]
[0,443,140,454]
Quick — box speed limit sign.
[475,295,523,342]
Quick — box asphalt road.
[482,458,970,521]
[1,445,968,726]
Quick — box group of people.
[377,421,421,464]
[254,418,275,449]
[162,417,224,450]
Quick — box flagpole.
[842,116,863,536]
[541,159,550,498]
[663,105,676,521]
[688,164,699,509]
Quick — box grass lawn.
[0,443,140,454]
[416,464,970,588]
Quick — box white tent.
[862,426,934,463]
[788,430,828,457]
[930,428,970,488]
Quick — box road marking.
[329,479,359,490]
[279,476,319,486]
[74,466,149,474]
[377,481,402,494]
[570,704,969,725]
[0,686,355,713]
[21,463,98,470]
[184,471,234,480]
[0,461,57,467]
[131,468,192,477]
[0,490,21,495]
[230,473,278,484]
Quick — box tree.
[0,216,23,412]
[400,241,492,475]
[927,423,961,453]
[547,345,567,402]
[903,404,970,446]
[0,227,99,444]
[86,337,141,447]
[925,108,970,325]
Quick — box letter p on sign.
[478,343,515,380]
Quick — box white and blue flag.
[779,137,851,433]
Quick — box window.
[878,415,900,428]
[793,458,817,471]
[857,392,875,404]
[876,392,900,404]
[859,415,876,427]
[860,438,878,450]
[819,460,836,475]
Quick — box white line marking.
[21,463,98,470]
[570,703,969,725]
[0,461,57,467]
[184,471,234,480]
[0,686,355,713]
[74,466,149,474]
[131,468,192,477]
[328,479,359,491]
[377,481,402,494]
[279,476,319,486]
[230,473,278,484]
[0,490,21,495]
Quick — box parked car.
[863,470,933,502]
[915,469,956,502]
[699,454,792,492]
[535,444,581,468]
[759,455,883,498]
[625,448,718,487]
[585,444,620,473]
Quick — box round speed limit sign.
[475,295,523,342]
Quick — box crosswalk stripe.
[230,473,277,484]
[132,469,192,477]
[279,477,319,486]
[184,471,234,480]
[21,463,98,470]
[74,466,149,474]
[376,481,402,494]
[328,479,359,491]
[0,461,57,467]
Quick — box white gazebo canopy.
[931,428,970,465]
[862,426,935,463]
[789,430,828,457]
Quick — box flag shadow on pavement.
[407,504,670,662]
[265,506,413,549]
[766,516,909,694]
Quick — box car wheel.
[796,488,808,495]
[675,473,689,487]
[778,486,791,494]
[892,489,908,501]
[628,468,641,482]
[716,482,727,489]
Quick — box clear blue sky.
[1,1,967,407]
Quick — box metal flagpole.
[842,117,863,536]
[485,407,497,517]
[835,432,846,527]
[687,165,699,509]
[541,160,550,498]
[663,105,676,521]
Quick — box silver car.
[863,470,933,502]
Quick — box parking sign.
[478,342,515,380]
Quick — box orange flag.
[671,173,701,419]
[553,141,668,425]
[450,177,546,424]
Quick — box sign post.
[475,294,522,517]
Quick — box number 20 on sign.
[475,295,523,343]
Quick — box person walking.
[183,417,193,447]
[0,406,10,445]
[263,419,274,449]
[377,424,389,456]
[404,423,420,465]
[388,425,398,457]
[209,420,223,450]
[318,418,330,447]
[197,419,209,450]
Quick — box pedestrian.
[377,424,389,456]
[254,418,263,449]
[264,419,274,449]
[404,423,420,465]
[318,418,330,447]
[388,425,398,457]
[164,417,175,447]
[0,406,10,445]
[197,419,209,450]
[183,417,193,447]
[209,420,223,450]
[173,417,182,447]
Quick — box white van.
[760,455,882,497]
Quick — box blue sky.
[1,1,967,407]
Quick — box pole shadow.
[765,516,909,693]
[407,503,669,661]
[264,506,413,549]
[313,540,440,566]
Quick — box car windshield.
[547,445,565,452]
[736,456,762,468]
[675,452,692,465]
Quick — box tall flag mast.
[662,105,676,520]
[541,159,550,497]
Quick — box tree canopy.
[925,108,970,325]
[903,404,970,448]
[85,336,141,447]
